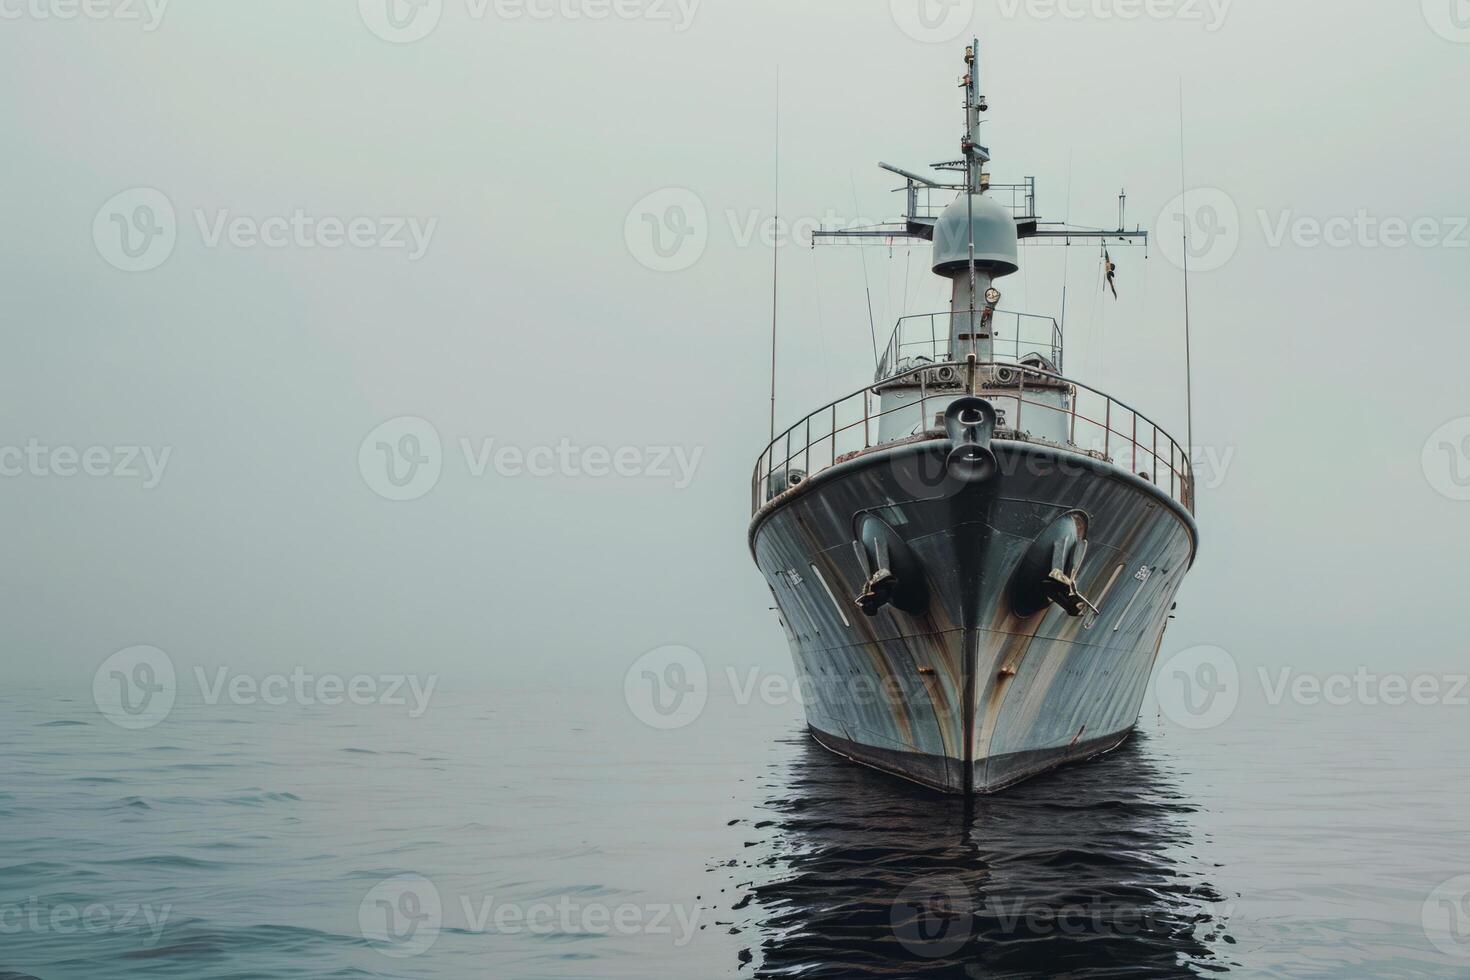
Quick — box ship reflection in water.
[738,732,1231,978]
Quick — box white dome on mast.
[931,193,1019,278]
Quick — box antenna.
[769,67,780,444]
[809,43,1148,258]
[1061,152,1074,346]
[878,162,940,188]
[850,172,881,372]
[1179,78,1196,507]
[964,37,982,360]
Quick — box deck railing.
[876,308,1064,380]
[903,179,1037,222]
[752,361,1195,516]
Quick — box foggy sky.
[3,0,1468,697]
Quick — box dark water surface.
[1,682,1466,978]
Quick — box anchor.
[1011,511,1097,619]
[851,514,929,618]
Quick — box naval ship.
[749,41,1198,794]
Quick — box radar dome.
[931,193,1019,277]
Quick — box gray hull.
[750,437,1197,794]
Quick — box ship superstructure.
[748,40,1197,794]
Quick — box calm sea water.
[2,677,1468,979]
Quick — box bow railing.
[752,361,1194,516]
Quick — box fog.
[3,0,1467,697]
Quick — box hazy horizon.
[4,0,1468,699]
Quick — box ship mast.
[937,37,1012,372]
[963,39,985,362]
[810,38,1152,374]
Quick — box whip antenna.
[1179,78,1196,500]
[769,68,781,443]
[850,173,881,372]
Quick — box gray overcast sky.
[2,0,1467,692]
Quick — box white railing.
[752,361,1194,516]
[876,308,1064,381]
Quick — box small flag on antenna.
[1104,250,1118,299]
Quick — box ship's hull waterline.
[750,437,1197,795]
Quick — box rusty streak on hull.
[750,437,1197,795]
